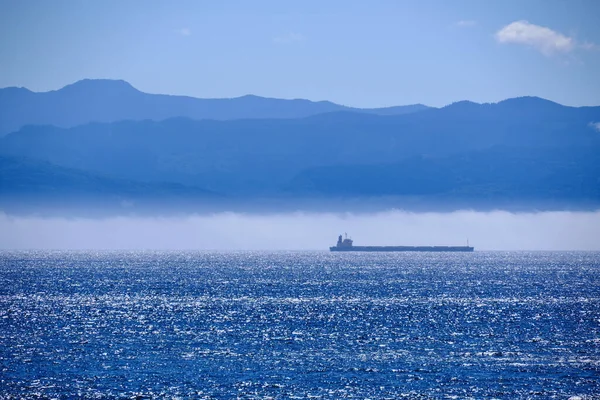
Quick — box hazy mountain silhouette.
[0,155,216,199]
[1,93,599,210]
[287,146,600,200]
[0,79,430,135]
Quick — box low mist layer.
[1,210,599,251]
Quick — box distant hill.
[1,95,599,209]
[0,155,216,200]
[287,146,600,201]
[0,79,430,135]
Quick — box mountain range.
[0,79,429,136]
[1,79,599,213]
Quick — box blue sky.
[1,0,599,107]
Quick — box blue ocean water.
[0,251,599,399]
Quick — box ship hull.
[330,246,474,252]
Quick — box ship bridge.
[335,234,353,248]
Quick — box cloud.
[1,210,599,251]
[176,28,191,37]
[495,20,575,56]
[456,20,476,28]
[589,122,600,132]
[273,32,304,44]
[580,41,600,51]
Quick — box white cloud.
[589,122,600,132]
[273,32,304,44]
[456,20,476,28]
[580,41,600,51]
[176,28,191,37]
[495,20,575,56]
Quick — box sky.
[1,0,599,108]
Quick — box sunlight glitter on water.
[1,251,599,398]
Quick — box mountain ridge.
[2,79,599,212]
[1,98,598,207]
[0,154,218,198]
[0,79,431,135]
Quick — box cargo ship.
[330,234,474,252]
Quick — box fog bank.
[1,210,599,251]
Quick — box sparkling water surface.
[1,251,599,399]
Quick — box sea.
[0,251,598,399]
